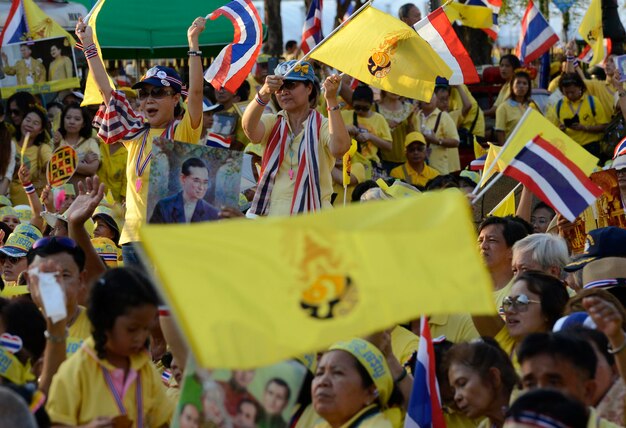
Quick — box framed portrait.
[211,112,239,137]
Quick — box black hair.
[514,271,569,328]
[7,92,37,129]
[589,65,606,81]
[1,297,46,362]
[566,325,615,366]
[398,3,418,19]
[478,216,529,248]
[500,54,521,70]
[532,201,556,217]
[266,377,291,401]
[0,123,12,179]
[425,174,459,190]
[517,332,598,380]
[88,267,160,358]
[508,215,534,235]
[352,85,374,104]
[509,71,532,102]
[236,80,251,102]
[434,85,451,96]
[58,102,93,139]
[237,398,261,423]
[351,180,379,202]
[445,337,519,397]
[285,40,298,50]
[559,72,587,92]
[21,107,49,146]
[181,157,208,175]
[506,389,587,428]
[27,237,86,271]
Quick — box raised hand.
[65,176,105,226]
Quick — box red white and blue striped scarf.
[250,110,323,215]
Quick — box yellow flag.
[309,5,452,102]
[342,140,358,187]
[578,0,604,66]
[488,188,516,216]
[81,0,116,106]
[474,136,487,159]
[480,143,505,187]
[22,0,76,45]
[140,189,495,369]
[444,2,493,29]
[499,109,598,175]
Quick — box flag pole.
[487,182,521,215]
[280,0,374,77]
[83,0,104,22]
[471,171,505,204]
[471,107,532,194]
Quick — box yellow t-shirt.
[390,162,440,188]
[332,161,366,207]
[258,111,334,216]
[390,325,419,366]
[449,85,485,138]
[494,81,511,108]
[416,108,460,174]
[546,95,609,147]
[493,279,514,312]
[10,141,53,205]
[495,99,539,140]
[46,338,174,427]
[67,307,91,357]
[120,112,202,244]
[378,102,419,163]
[494,326,518,370]
[429,314,480,344]
[313,405,394,428]
[98,143,128,203]
[549,76,615,117]
[340,110,392,164]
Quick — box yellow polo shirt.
[429,314,480,344]
[340,110,392,164]
[495,100,539,140]
[390,162,440,188]
[259,112,334,216]
[313,405,394,428]
[546,95,609,147]
[98,143,128,203]
[67,306,91,357]
[494,279,514,312]
[416,108,460,174]
[47,338,173,427]
[549,77,615,116]
[120,112,201,244]
[390,325,419,366]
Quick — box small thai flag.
[206,132,232,149]
[301,0,323,55]
[614,137,626,159]
[470,154,487,171]
[162,369,172,385]
[0,333,23,354]
[0,0,29,46]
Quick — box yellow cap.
[404,131,426,148]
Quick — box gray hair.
[0,387,37,428]
[513,233,570,277]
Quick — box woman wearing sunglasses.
[497,271,569,368]
[242,60,350,217]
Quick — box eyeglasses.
[32,236,77,250]
[0,255,23,265]
[278,80,302,92]
[406,144,426,153]
[138,87,175,100]
[353,105,371,112]
[501,294,541,312]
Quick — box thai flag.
[614,137,626,158]
[579,39,612,64]
[404,317,446,428]
[161,369,172,385]
[204,0,262,94]
[0,0,29,46]
[205,132,232,149]
[470,154,487,171]
[466,0,500,40]
[516,0,559,64]
[502,135,604,222]
[301,0,323,55]
[414,7,479,84]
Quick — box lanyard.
[567,99,583,117]
[102,367,143,428]
[134,122,176,179]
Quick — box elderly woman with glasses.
[496,271,569,368]
[242,60,350,217]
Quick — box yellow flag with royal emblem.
[578,0,604,66]
[140,189,495,369]
[444,2,493,29]
[309,5,451,102]
[22,0,76,45]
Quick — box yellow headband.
[330,338,393,407]
[0,346,35,385]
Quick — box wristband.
[23,182,35,194]
[187,50,202,57]
[82,43,98,60]
[255,93,269,107]
[608,333,626,354]
[44,330,68,343]
[394,368,408,384]
[566,55,576,62]
[327,105,340,112]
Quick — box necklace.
[288,129,297,180]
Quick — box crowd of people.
[0,2,624,427]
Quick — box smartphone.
[563,115,580,128]
[268,57,280,75]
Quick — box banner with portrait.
[147,138,243,225]
[0,36,79,98]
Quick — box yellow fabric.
[341,110,392,164]
[445,410,481,428]
[474,139,487,159]
[258,111,334,216]
[139,189,496,369]
[0,346,35,385]
[546,95,609,147]
[49,57,73,81]
[579,0,604,66]
[313,405,394,428]
[494,326,518,370]
[81,0,117,106]
[98,143,128,203]
[450,86,485,137]
[390,325,418,366]
[23,0,76,45]
[493,280,514,312]
[294,404,322,428]
[333,161,365,207]
[488,188,516,217]
[494,82,511,108]
[120,111,201,244]
[390,162,440,187]
[429,314,480,343]
[416,108,460,174]
[309,5,451,102]
[378,102,419,163]
[10,142,53,205]
[343,139,359,187]
[501,109,599,175]
[46,338,173,427]
[584,79,615,116]
[444,2,493,28]
[587,406,622,428]
[67,306,92,356]
[495,100,539,141]
[0,78,79,99]
[479,143,505,188]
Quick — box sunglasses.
[278,80,302,92]
[353,105,371,112]
[138,87,175,100]
[0,255,23,265]
[32,236,77,250]
[501,294,541,312]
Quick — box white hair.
[513,233,570,276]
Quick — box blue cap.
[564,227,626,271]
[435,76,449,87]
[202,97,223,113]
[552,312,597,332]
[274,60,316,83]
[132,66,183,93]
